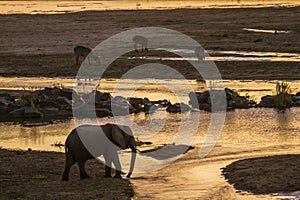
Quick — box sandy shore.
[0,7,300,79]
[2,149,299,199]
[222,154,300,194]
[0,148,133,200]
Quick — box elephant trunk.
[127,146,137,178]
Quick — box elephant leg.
[141,44,144,52]
[76,56,79,65]
[104,153,112,177]
[134,44,138,52]
[112,152,122,179]
[78,160,90,179]
[62,152,75,181]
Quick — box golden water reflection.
[0,77,300,102]
[0,0,299,14]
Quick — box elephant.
[132,35,148,52]
[62,123,137,181]
[74,45,100,66]
[74,45,91,65]
[195,46,205,61]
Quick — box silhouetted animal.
[133,35,148,52]
[74,45,91,65]
[62,124,137,181]
[195,46,205,61]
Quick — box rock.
[40,107,59,115]
[167,103,191,113]
[94,90,111,102]
[292,94,300,101]
[95,108,112,118]
[292,100,300,107]
[57,96,72,106]
[56,110,72,117]
[35,87,52,96]
[198,103,211,112]
[189,88,255,111]
[291,94,300,107]
[150,99,169,107]
[60,88,76,100]
[110,103,131,116]
[111,96,134,114]
[128,97,144,111]
[257,95,275,107]
[0,93,15,106]
[128,97,149,111]
[144,103,162,114]
[51,87,62,96]
[9,107,24,118]
[0,94,18,114]
[9,107,43,118]
[24,107,44,118]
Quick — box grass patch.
[274,82,293,109]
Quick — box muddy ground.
[0,148,134,200]
[0,7,300,79]
[222,154,300,194]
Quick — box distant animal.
[74,45,91,65]
[133,35,148,52]
[195,46,205,61]
[62,124,137,181]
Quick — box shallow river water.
[1,0,299,14]
[0,78,300,199]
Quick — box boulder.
[167,103,191,113]
[95,108,112,118]
[150,99,169,107]
[128,97,150,111]
[189,88,256,111]
[143,103,162,114]
[0,93,15,106]
[40,107,59,115]
[60,88,76,100]
[257,95,275,107]
[9,107,43,118]
[94,90,111,102]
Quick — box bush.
[17,91,38,108]
[274,82,292,108]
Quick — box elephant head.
[111,124,137,178]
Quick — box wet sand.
[0,7,300,79]
[222,154,300,194]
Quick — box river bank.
[0,7,300,79]
[0,148,134,200]
[1,148,299,199]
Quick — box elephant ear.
[112,125,127,149]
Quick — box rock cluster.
[189,88,300,111]
[189,88,256,112]
[0,87,187,121]
[1,87,300,122]
[257,92,300,108]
